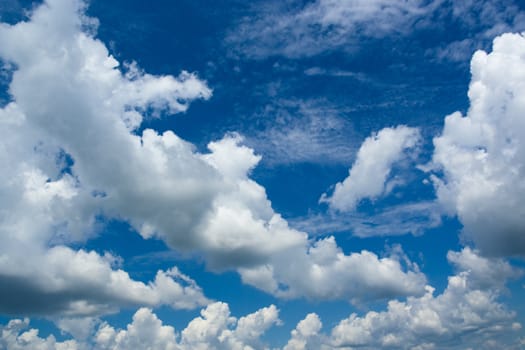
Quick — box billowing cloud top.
[432,33,525,257]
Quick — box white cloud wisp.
[321,125,420,212]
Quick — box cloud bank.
[1,249,521,350]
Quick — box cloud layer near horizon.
[1,248,521,349]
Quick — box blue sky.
[1,0,525,349]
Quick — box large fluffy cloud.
[432,32,525,256]
[321,125,420,212]
[0,0,427,315]
[0,0,212,317]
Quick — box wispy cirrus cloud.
[227,0,434,59]
[431,32,525,257]
[227,0,525,62]
[293,201,443,238]
[244,99,358,165]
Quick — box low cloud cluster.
[1,249,521,350]
[1,303,281,350]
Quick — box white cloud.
[431,33,525,256]
[447,247,522,290]
[326,249,522,349]
[238,236,426,302]
[56,316,100,342]
[95,308,179,350]
[0,245,209,316]
[3,250,521,349]
[0,0,210,317]
[285,249,522,350]
[0,0,427,312]
[228,0,525,61]
[321,125,420,212]
[95,302,281,350]
[244,99,358,165]
[283,313,323,350]
[199,137,426,300]
[0,318,80,350]
[1,2,523,348]
[433,0,525,63]
[228,0,433,58]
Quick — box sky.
[1,0,525,349]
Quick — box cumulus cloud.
[95,302,280,350]
[321,125,420,212]
[0,318,80,350]
[2,249,521,349]
[0,0,212,317]
[447,247,522,290]
[95,308,178,350]
[283,313,322,350]
[0,246,209,317]
[238,236,426,302]
[200,137,426,300]
[326,248,522,349]
[1,303,279,350]
[431,33,525,256]
[0,0,426,313]
[286,248,522,350]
